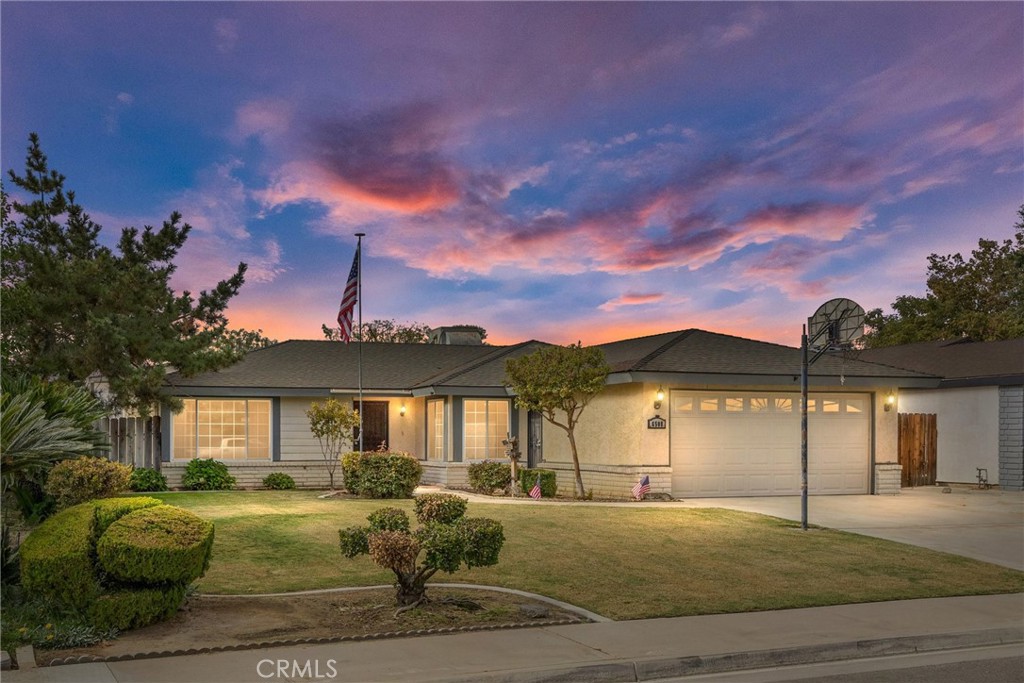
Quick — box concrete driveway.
[678,486,1024,571]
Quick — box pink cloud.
[598,292,664,312]
[740,202,868,242]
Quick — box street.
[659,644,1023,683]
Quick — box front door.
[354,401,389,452]
[527,410,543,468]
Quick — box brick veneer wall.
[536,462,672,500]
[162,460,336,489]
[873,462,902,495]
[999,386,1024,491]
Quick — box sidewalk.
[6,593,1022,683]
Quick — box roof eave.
[609,371,941,389]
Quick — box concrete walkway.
[6,594,1022,682]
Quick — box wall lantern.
[654,386,665,411]
[400,404,407,417]
[883,391,896,412]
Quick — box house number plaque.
[647,415,666,429]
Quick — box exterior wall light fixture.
[400,404,407,417]
[654,386,665,410]
[884,391,896,412]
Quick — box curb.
[42,617,586,668]
[439,627,1024,683]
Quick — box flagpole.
[355,232,365,454]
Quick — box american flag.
[529,474,542,499]
[336,245,359,343]
[632,474,651,500]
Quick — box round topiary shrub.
[262,472,296,490]
[181,458,236,490]
[45,457,133,509]
[97,505,214,584]
[414,493,468,525]
[129,467,169,492]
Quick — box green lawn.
[154,490,1024,620]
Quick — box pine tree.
[1,133,249,413]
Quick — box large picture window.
[172,399,271,460]
[463,399,509,460]
[426,399,446,461]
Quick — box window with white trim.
[426,399,446,461]
[172,399,271,460]
[463,399,509,460]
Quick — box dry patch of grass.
[156,491,1024,620]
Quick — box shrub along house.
[160,328,938,497]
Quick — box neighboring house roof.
[164,329,939,397]
[857,338,1024,387]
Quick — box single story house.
[160,328,939,497]
[858,338,1024,491]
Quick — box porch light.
[654,386,665,410]
[884,391,896,412]
[400,404,407,417]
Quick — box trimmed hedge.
[342,451,422,498]
[93,496,163,536]
[467,461,512,494]
[97,506,214,584]
[19,497,213,635]
[89,585,187,631]
[19,503,99,610]
[519,468,558,498]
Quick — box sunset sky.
[3,2,1021,346]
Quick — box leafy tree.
[504,343,610,497]
[306,398,360,490]
[321,320,488,344]
[1,134,248,414]
[865,207,1024,347]
[322,319,431,343]
[217,328,276,355]
[338,494,504,609]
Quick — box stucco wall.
[899,386,1000,484]
[540,382,897,486]
[540,383,652,467]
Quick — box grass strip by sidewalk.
[155,490,1024,621]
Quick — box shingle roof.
[164,340,497,391]
[164,329,937,394]
[857,338,1024,386]
[594,329,934,379]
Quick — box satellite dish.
[807,298,865,350]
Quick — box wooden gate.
[97,416,162,470]
[897,413,937,487]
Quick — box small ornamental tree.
[505,343,610,498]
[338,494,504,609]
[306,399,359,490]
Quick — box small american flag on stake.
[529,474,542,500]
[336,245,360,343]
[632,474,651,500]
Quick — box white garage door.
[670,391,870,497]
